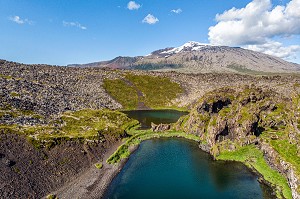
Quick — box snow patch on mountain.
[160,41,211,55]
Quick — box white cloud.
[9,16,33,25]
[171,8,182,14]
[142,14,159,25]
[63,21,87,30]
[244,40,300,60]
[127,1,141,10]
[208,0,300,60]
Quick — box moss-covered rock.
[177,85,300,198]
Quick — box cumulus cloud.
[9,16,33,25]
[142,14,159,25]
[208,0,300,60]
[63,21,87,30]
[127,1,141,10]
[245,41,300,59]
[171,8,182,14]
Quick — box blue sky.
[1,0,299,65]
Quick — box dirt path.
[52,141,125,199]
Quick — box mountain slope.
[69,41,300,74]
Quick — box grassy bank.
[106,130,200,164]
[106,128,292,198]
[217,145,292,199]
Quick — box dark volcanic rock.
[0,133,119,198]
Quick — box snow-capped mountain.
[69,42,300,74]
[158,41,210,55]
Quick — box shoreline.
[52,134,285,199]
[51,141,139,199]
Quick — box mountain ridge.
[68,41,300,74]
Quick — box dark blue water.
[104,138,274,199]
[122,110,188,129]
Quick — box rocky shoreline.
[52,142,139,199]
[53,135,278,199]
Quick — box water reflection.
[104,138,274,199]
[122,110,188,129]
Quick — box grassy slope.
[103,73,183,109]
[103,79,138,109]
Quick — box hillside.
[69,42,300,74]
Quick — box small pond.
[103,138,274,199]
[122,109,188,129]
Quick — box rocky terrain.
[0,133,118,198]
[1,59,300,198]
[69,41,300,74]
[175,86,300,198]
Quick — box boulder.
[151,122,171,132]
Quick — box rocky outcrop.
[260,142,300,199]
[0,60,122,122]
[151,122,171,132]
[177,87,276,147]
[176,86,300,198]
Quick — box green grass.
[270,139,300,176]
[125,74,183,108]
[103,74,183,109]
[103,79,138,109]
[217,145,292,199]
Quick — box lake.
[122,109,188,129]
[103,138,274,199]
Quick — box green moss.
[103,74,183,109]
[238,106,254,124]
[46,194,58,199]
[12,166,21,174]
[103,79,138,109]
[55,109,139,139]
[270,139,300,176]
[217,145,292,199]
[1,109,139,148]
[210,116,217,126]
[95,162,103,169]
[125,74,183,108]
[10,92,20,97]
[0,74,12,79]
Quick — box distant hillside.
[69,41,300,74]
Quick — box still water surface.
[122,110,188,129]
[104,138,274,199]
